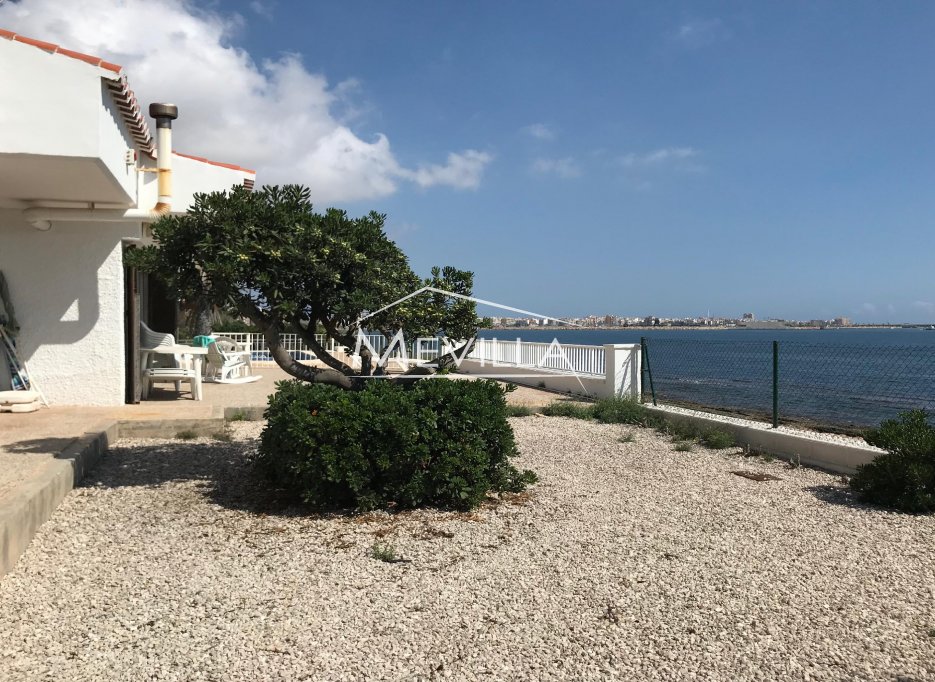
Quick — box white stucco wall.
[0,40,100,158]
[0,211,136,405]
[0,40,136,204]
[169,154,251,209]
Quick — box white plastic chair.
[140,321,175,351]
[140,321,198,397]
[205,336,259,383]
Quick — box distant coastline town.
[488,313,934,330]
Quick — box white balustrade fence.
[202,333,637,399]
[462,338,641,399]
[468,338,605,376]
[218,332,324,366]
[213,332,444,367]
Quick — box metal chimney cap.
[148,103,178,120]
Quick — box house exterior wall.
[0,210,136,405]
[167,154,249,208]
[0,40,99,158]
[0,41,136,204]
[0,35,254,406]
[97,80,139,202]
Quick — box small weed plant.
[176,429,198,440]
[227,410,247,422]
[370,543,401,563]
[700,429,735,450]
[592,398,658,426]
[506,404,534,418]
[618,432,636,443]
[674,441,693,452]
[542,401,594,419]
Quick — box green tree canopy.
[129,185,481,388]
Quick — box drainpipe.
[24,103,179,230]
[149,103,178,215]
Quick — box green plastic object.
[192,335,215,348]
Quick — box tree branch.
[235,300,353,389]
[292,315,355,375]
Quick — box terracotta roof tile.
[55,47,104,67]
[173,151,256,175]
[12,35,59,52]
[1,28,124,71]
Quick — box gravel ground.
[1,418,934,681]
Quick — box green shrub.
[592,397,653,425]
[257,379,536,512]
[700,429,735,450]
[661,420,702,441]
[506,404,534,417]
[541,401,594,419]
[850,410,935,513]
[674,441,693,452]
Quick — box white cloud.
[616,147,702,190]
[619,147,699,167]
[0,0,491,203]
[523,123,556,140]
[670,18,729,49]
[405,150,492,190]
[386,220,420,240]
[531,157,582,179]
[248,1,275,20]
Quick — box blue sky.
[5,1,934,322]
[237,1,935,323]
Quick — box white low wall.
[645,406,880,475]
[0,212,135,405]
[459,343,641,399]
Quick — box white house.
[0,29,256,405]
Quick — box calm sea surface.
[477,328,935,428]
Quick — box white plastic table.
[140,345,207,400]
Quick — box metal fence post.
[641,337,657,406]
[772,340,779,428]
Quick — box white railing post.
[603,344,641,398]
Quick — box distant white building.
[0,29,255,405]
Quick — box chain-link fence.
[641,337,935,431]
